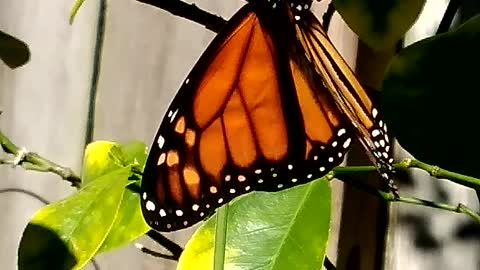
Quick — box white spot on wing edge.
[157,135,165,149]
[159,209,167,217]
[372,129,381,137]
[142,192,147,200]
[380,140,386,147]
[192,204,199,211]
[337,128,346,136]
[343,138,352,148]
[145,200,155,211]
[372,108,378,119]
[176,210,183,216]
[169,109,179,123]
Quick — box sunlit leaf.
[97,141,149,253]
[178,178,331,270]
[82,141,127,185]
[18,167,131,270]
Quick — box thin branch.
[146,230,184,260]
[333,158,480,191]
[0,187,50,205]
[134,243,178,261]
[0,129,81,187]
[398,159,480,190]
[136,0,227,33]
[330,171,480,224]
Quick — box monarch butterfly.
[140,0,394,232]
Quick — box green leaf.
[18,167,131,270]
[82,141,127,185]
[178,178,331,270]
[81,141,149,253]
[96,182,150,253]
[120,141,148,171]
[381,15,480,178]
[0,30,30,68]
[333,0,425,49]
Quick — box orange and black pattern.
[141,0,394,232]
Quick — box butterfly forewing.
[293,11,396,184]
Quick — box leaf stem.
[398,159,480,190]
[332,172,480,224]
[0,129,81,187]
[214,204,229,270]
[333,158,480,191]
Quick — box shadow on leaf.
[18,223,77,270]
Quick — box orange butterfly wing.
[141,4,352,232]
[293,9,395,185]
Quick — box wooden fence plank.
[0,0,101,269]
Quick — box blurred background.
[0,0,478,269]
